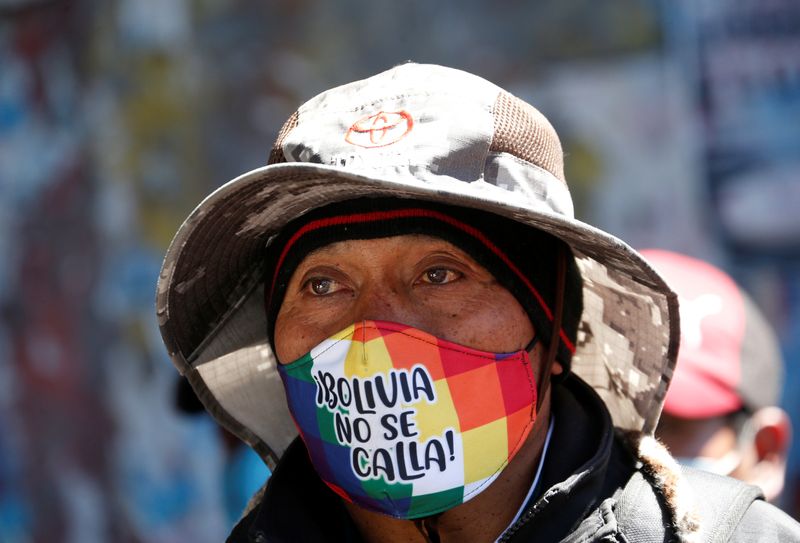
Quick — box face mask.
[278,320,538,519]
[675,450,741,476]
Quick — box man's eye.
[421,268,461,285]
[306,278,338,295]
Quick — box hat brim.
[157,162,679,466]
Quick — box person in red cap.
[157,64,800,542]
[645,249,792,504]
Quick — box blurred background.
[1,0,798,541]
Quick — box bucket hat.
[156,63,679,468]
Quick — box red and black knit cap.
[264,197,583,369]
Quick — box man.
[645,249,792,504]
[155,63,800,542]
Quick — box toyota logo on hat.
[345,110,413,148]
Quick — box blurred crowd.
[0,0,798,541]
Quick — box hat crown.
[268,63,571,217]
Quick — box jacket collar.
[500,375,632,541]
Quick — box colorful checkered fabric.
[278,320,537,518]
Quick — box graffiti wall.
[1,0,798,541]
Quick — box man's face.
[274,234,535,365]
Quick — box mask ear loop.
[536,244,567,406]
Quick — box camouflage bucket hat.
[156,63,679,468]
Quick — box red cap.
[641,250,783,419]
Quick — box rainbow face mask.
[277,320,538,519]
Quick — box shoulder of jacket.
[680,467,766,542]
[731,499,800,542]
[617,432,779,543]
[622,431,703,542]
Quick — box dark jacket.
[228,376,800,543]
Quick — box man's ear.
[746,407,792,502]
[752,407,792,461]
[551,362,564,376]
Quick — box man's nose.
[351,284,423,329]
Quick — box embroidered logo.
[345,111,413,148]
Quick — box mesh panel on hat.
[268,110,299,165]
[490,92,565,184]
